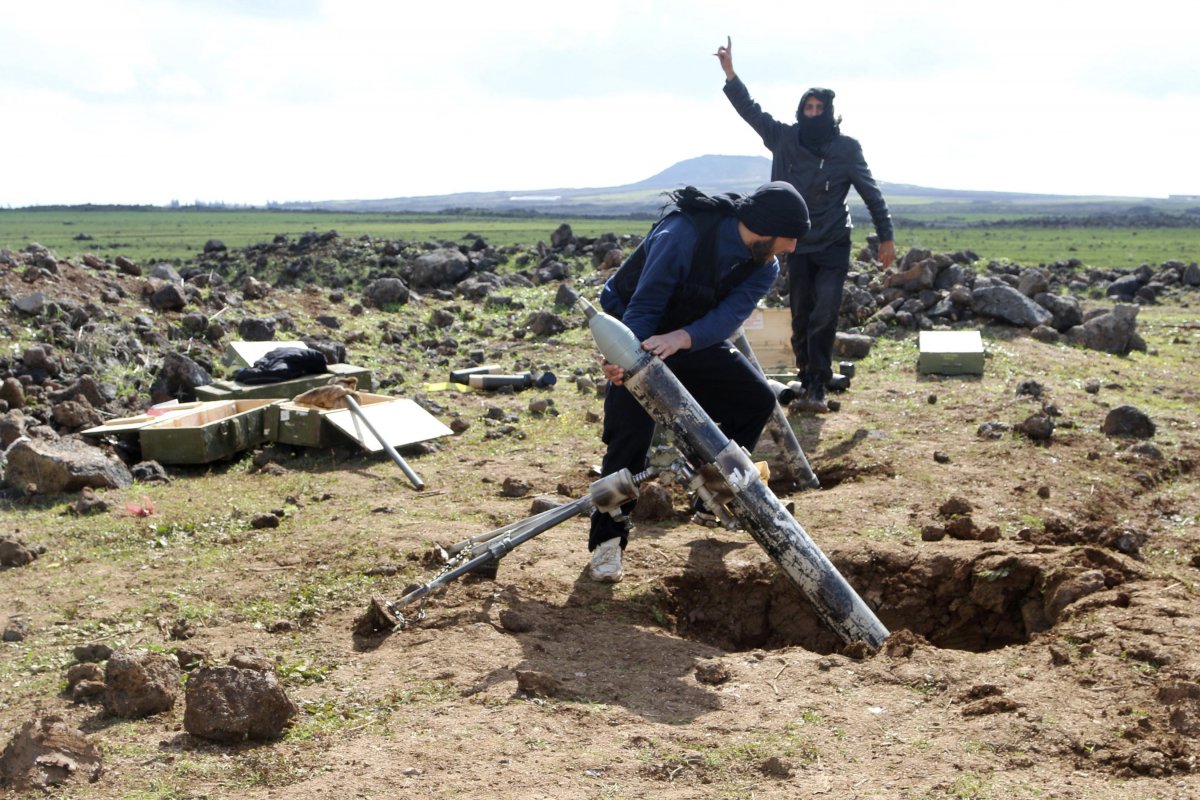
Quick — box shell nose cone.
[579,299,647,371]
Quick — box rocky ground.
[1,229,1199,799]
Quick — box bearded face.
[749,236,797,265]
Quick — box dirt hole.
[661,540,1138,656]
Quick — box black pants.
[588,342,775,550]
[787,237,852,385]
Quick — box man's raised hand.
[715,36,735,80]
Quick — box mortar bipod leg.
[730,328,819,489]
[343,395,426,490]
[386,470,648,623]
[669,458,739,530]
[444,467,651,559]
[444,500,590,558]
[384,480,620,625]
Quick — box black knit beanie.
[735,181,810,239]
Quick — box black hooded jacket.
[723,76,893,253]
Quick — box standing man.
[716,37,896,413]
[588,182,810,583]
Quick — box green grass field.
[0,208,655,264]
[1,207,1197,269]
[896,225,1200,270]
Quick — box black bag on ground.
[232,347,328,385]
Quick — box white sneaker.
[588,538,624,583]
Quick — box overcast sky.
[2,0,1195,207]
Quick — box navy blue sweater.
[600,215,777,350]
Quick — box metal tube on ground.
[766,379,799,404]
[343,396,426,491]
[582,300,886,647]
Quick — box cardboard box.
[324,399,454,453]
[266,393,399,448]
[741,308,793,372]
[918,331,985,375]
[196,363,373,401]
[138,399,276,464]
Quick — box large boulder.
[1065,303,1143,354]
[12,292,46,316]
[550,223,575,250]
[0,537,41,568]
[408,248,470,288]
[103,649,180,719]
[184,664,297,742]
[149,351,213,403]
[1102,406,1156,439]
[1105,274,1143,301]
[834,332,874,359]
[148,283,188,312]
[237,317,276,342]
[971,284,1054,327]
[1033,292,1084,333]
[0,409,27,448]
[363,277,410,307]
[1016,268,1050,297]
[0,377,25,409]
[3,438,133,494]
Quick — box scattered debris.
[0,537,42,568]
[0,716,102,791]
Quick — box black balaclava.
[796,87,839,153]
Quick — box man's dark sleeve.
[723,76,786,151]
[848,139,894,242]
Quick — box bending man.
[588,182,810,583]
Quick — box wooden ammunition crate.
[918,331,985,375]
[138,399,275,464]
[741,308,793,372]
[265,393,396,449]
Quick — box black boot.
[796,381,828,414]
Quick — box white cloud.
[1,0,1195,206]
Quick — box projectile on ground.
[450,364,503,384]
[581,298,887,647]
[467,371,557,390]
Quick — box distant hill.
[277,155,777,216]
[625,155,773,193]
[275,154,1188,218]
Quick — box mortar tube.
[582,299,885,647]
